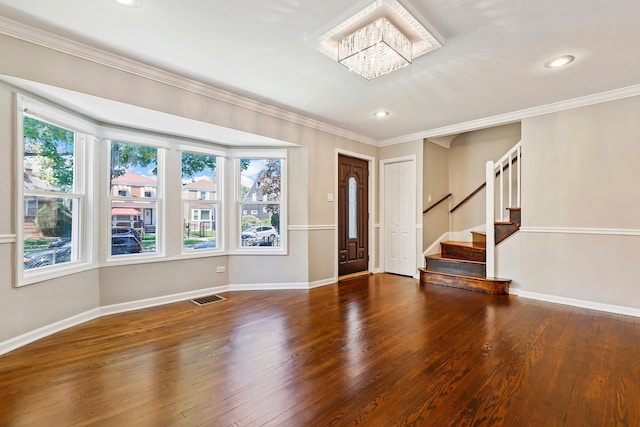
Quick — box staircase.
[420,208,519,294]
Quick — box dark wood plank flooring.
[0,274,638,426]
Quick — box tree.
[181,152,216,178]
[110,141,158,179]
[257,159,281,207]
[23,116,74,192]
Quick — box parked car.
[193,240,216,249]
[112,226,141,239]
[48,237,71,248]
[24,242,72,269]
[241,225,278,246]
[111,234,142,255]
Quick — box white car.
[241,225,278,246]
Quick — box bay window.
[182,150,219,251]
[19,99,92,282]
[237,155,285,250]
[108,140,161,256]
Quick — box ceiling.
[0,0,639,145]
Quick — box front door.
[338,154,369,276]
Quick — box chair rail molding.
[520,226,640,236]
[0,234,17,244]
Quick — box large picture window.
[21,114,82,273]
[181,151,219,251]
[109,141,160,256]
[238,157,284,249]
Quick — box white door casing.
[382,158,416,276]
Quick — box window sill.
[18,262,98,287]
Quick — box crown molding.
[0,16,377,147]
[3,16,640,150]
[381,83,640,146]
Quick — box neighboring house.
[182,178,217,234]
[242,179,272,223]
[110,171,157,228]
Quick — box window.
[238,157,284,249]
[109,141,160,256]
[182,151,219,251]
[20,111,85,276]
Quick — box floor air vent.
[191,294,225,306]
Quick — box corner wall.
[518,96,640,310]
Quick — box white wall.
[517,96,640,311]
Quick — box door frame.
[334,149,376,279]
[380,155,419,278]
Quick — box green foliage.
[240,185,251,200]
[23,116,74,191]
[241,215,258,230]
[270,212,280,231]
[111,141,158,179]
[34,202,71,237]
[181,152,216,178]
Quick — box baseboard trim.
[0,308,101,356]
[309,278,337,289]
[512,289,640,318]
[100,285,232,317]
[228,282,312,291]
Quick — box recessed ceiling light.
[545,55,575,68]
[113,0,142,7]
[374,111,390,118]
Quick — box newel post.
[485,161,495,278]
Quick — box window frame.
[16,95,98,286]
[232,150,287,254]
[180,146,223,254]
[106,138,165,261]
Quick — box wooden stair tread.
[419,269,510,295]
[441,241,485,249]
[426,253,485,265]
[421,269,510,283]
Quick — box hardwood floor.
[0,274,638,426]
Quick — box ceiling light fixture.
[546,55,575,68]
[374,111,390,118]
[314,0,443,80]
[339,18,411,80]
[113,0,142,8]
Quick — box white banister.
[485,141,522,278]
[485,160,496,277]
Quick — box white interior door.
[384,160,416,276]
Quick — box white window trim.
[181,149,224,254]
[106,139,165,261]
[13,91,290,284]
[16,95,96,286]
[231,153,287,254]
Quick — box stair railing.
[485,141,521,277]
